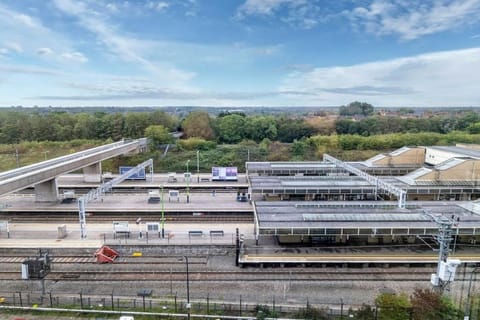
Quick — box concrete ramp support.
[34,179,59,202]
[83,163,102,183]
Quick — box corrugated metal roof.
[364,154,386,167]
[302,213,428,222]
[397,167,432,185]
[435,157,468,170]
[390,146,411,156]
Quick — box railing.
[323,154,407,208]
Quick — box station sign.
[119,166,146,180]
[212,167,238,181]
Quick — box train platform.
[238,241,480,266]
[0,191,252,213]
[0,222,254,249]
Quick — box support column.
[83,163,102,183]
[35,179,59,202]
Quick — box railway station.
[1,142,480,268]
[2,140,480,318]
[239,144,480,266]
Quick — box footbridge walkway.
[0,139,147,202]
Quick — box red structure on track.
[94,246,119,263]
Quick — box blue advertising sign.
[119,166,146,180]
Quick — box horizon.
[1,0,480,108]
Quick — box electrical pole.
[423,211,461,292]
[186,160,190,203]
[161,185,165,238]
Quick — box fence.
[0,290,357,319]
[104,230,238,246]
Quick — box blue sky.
[1,0,480,108]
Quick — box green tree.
[375,292,411,320]
[144,125,173,149]
[276,117,314,142]
[73,113,98,140]
[467,122,480,134]
[410,288,459,320]
[246,116,278,142]
[149,110,177,130]
[182,111,215,140]
[354,304,375,320]
[124,112,150,138]
[215,114,247,143]
[104,113,125,141]
[339,101,375,116]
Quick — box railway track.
[0,214,253,223]
[0,255,208,265]
[0,253,439,282]
[0,269,435,282]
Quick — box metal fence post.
[340,298,344,320]
[207,293,210,314]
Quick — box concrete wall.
[425,148,459,165]
[34,178,58,202]
[83,163,102,183]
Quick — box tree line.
[2,107,480,147]
[0,109,316,145]
[336,112,480,136]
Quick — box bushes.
[313,132,480,151]
[177,137,217,151]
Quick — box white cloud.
[0,64,61,76]
[10,12,44,30]
[146,1,169,12]
[0,42,23,56]
[237,0,304,16]
[37,47,53,55]
[280,47,480,106]
[61,51,88,63]
[105,3,118,13]
[0,3,86,65]
[237,0,480,38]
[236,0,323,29]
[347,0,480,40]
[52,0,195,86]
[5,42,23,53]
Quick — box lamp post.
[161,185,165,238]
[181,255,191,320]
[186,160,190,203]
[464,265,480,320]
[196,150,199,181]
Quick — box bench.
[188,230,203,237]
[210,230,224,237]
